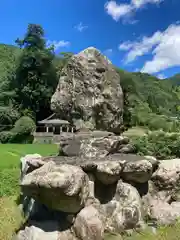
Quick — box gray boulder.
[122,159,154,183]
[95,161,122,185]
[59,133,132,158]
[16,221,77,240]
[144,198,180,225]
[80,135,130,158]
[73,205,104,240]
[141,158,180,225]
[20,154,45,219]
[151,158,180,190]
[21,162,90,213]
[20,154,43,182]
[59,133,81,157]
[101,180,143,232]
[51,47,123,134]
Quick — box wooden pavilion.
[36,113,75,134]
[33,114,75,143]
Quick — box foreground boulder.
[151,158,180,190]
[95,161,122,185]
[141,159,180,225]
[100,180,143,232]
[21,162,90,213]
[122,159,154,183]
[51,47,124,134]
[144,198,180,225]
[16,221,77,240]
[20,154,43,181]
[73,205,104,240]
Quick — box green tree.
[12,24,58,122]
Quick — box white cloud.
[119,31,162,63]
[105,1,133,21]
[142,24,180,73]
[105,0,163,22]
[157,73,166,79]
[75,22,88,32]
[119,24,180,73]
[132,0,163,8]
[47,40,70,50]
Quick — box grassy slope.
[105,224,180,240]
[0,144,58,240]
[0,144,58,197]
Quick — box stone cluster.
[15,133,180,240]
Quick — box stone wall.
[33,132,54,144]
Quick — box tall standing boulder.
[51,47,123,134]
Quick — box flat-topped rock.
[21,162,90,213]
[42,154,150,166]
[59,132,133,157]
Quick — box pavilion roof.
[38,113,70,125]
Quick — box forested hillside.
[117,69,180,130]
[0,44,20,82]
[167,74,180,86]
[0,24,179,140]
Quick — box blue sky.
[0,0,180,78]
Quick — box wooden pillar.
[60,126,62,133]
[46,126,49,133]
[71,127,74,133]
[67,126,69,132]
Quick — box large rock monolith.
[51,47,123,134]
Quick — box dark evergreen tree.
[12,24,58,121]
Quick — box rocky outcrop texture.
[59,131,135,157]
[16,135,180,240]
[51,47,123,134]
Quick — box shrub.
[0,131,14,143]
[10,116,36,143]
[132,130,180,159]
[12,116,35,134]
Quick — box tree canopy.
[11,24,58,121]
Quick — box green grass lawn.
[0,143,58,240]
[123,127,148,137]
[0,144,58,170]
[0,144,58,197]
[105,225,180,240]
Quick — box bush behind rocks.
[132,130,180,159]
[0,116,35,143]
